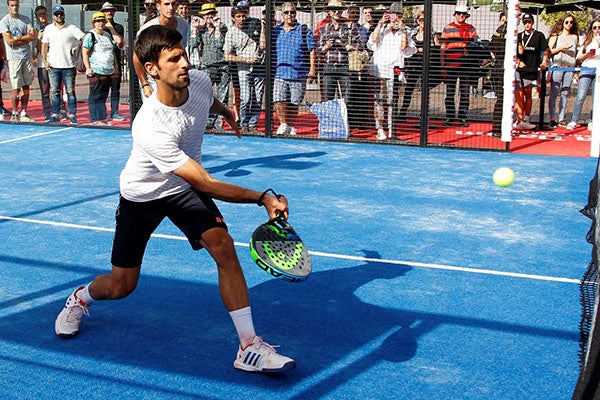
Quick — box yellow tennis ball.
[493,167,514,187]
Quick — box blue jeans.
[238,70,264,128]
[109,71,121,116]
[571,73,595,124]
[548,70,574,122]
[202,65,230,128]
[37,67,52,119]
[48,67,77,117]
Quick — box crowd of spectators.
[0,0,597,137]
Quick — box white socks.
[229,306,256,348]
[76,283,96,305]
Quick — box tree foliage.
[540,11,592,35]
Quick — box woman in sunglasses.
[547,14,579,128]
[566,18,600,131]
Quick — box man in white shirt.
[41,5,85,124]
[0,0,36,122]
[54,25,297,375]
[133,0,189,100]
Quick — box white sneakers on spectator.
[483,91,497,99]
[514,121,536,130]
[276,123,297,135]
[566,121,577,130]
[376,128,387,140]
[276,123,288,135]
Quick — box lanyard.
[522,30,535,49]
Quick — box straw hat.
[325,0,346,10]
[198,3,217,15]
[90,12,107,24]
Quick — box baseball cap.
[52,5,65,15]
[522,13,534,22]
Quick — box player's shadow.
[205,151,326,177]
[0,250,422,393]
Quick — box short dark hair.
[34,5,47,14]
[134,25,183,65]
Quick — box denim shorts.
[515,71,537,89]
[273,78,306,105]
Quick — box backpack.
[72,31,97,73]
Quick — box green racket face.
[249,217,311,282]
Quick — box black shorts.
[111,188,228,268]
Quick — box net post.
[501,0,519,143]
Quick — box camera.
[386,12,397,21]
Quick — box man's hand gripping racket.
[250,189,312,282]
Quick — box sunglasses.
[564,20,573,25]
[593,26,600,30]
[282,10,296,15]
[54,12,64,16]
[144,3,155,6]
[456,12,468,16]
[417,18,424,21]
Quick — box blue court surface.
[0,123,595,399]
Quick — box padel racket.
[250,205,311,282]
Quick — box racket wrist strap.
[257,188,277,206]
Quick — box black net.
[573,158,600,399]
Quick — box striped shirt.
[441,22,478,67]
[120,69,214,202]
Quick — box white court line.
[0,214,580,284]
[0,127,73,145]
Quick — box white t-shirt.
[368,26,407,79]
[41,23,85,68]
[120,69,214,202]
[580,36,600,69]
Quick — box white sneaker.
[233,336,296,373]
[376,128,386,140]
[55,286,90,338]
[276,123,288,135]
[288,126,297,136]
[566,121,577,130]
[483,91,497,99]
[517,121,535,130]
[19,112,34,122]
[589,122,593,132]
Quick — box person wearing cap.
[134,0,189,101]
[514,13,549,130]
[0,0,36,122]
[100,2,126,122]
[223,5,266,134]
[367,1,410,140]
[195,3,229,131]
[41,5,85,124]
[272,2,316,136]
[82,12,118,125]
[317,0,363,102]
[440,5,479,127]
